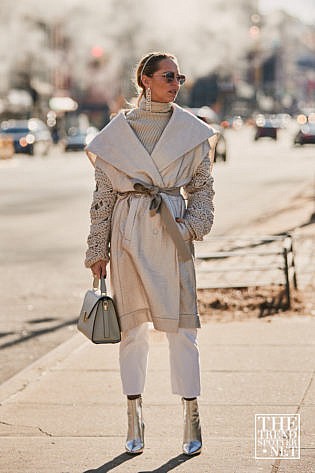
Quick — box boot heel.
[125,397,144,454]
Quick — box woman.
[84,52,216,456]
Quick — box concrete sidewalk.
[0,316,314,473]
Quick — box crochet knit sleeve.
[84,166,117,268]
[183,156,215,241]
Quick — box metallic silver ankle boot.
[125,396,144,454]
[182,397,202,455]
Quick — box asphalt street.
[0,125,314,383]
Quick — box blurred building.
[246,10,315,113]
[0,0,314,124]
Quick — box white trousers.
[119,322,201,397]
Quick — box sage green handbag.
[78,277,121,344]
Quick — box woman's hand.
[175,217,192,241]
[90,259,108,278]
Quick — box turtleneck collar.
[138,96,172,113]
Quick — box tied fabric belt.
[118,179,191,262]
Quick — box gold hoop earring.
[145,87,151,112]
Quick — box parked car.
[220,115,244,130]
[186,107,227,162]
[294,123,315,146]
[254,114,278,141]
[213,128,227,162]
[63,126,99,152]
[0,118,52,155]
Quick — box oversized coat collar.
[86,103,214,179]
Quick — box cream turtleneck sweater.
[85,100,215,268]
[126,98,172,155]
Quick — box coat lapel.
[151,104,215,172]
[86,104,215,182]
[86,112,164,186]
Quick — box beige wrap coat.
[86,104,215,333]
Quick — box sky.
[259,0,315,25]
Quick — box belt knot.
[132,180,178,217]
[121,179,192,261]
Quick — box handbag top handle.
[93,276,107,296]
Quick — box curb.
[0,333,87,404]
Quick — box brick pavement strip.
[0,318,314,472]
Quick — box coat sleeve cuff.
[84,254,109,269]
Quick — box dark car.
[186,107,227,162]
[294,123,315,145]
[64,126,99,152]
[0,118,52,156]
[254,114,278,141]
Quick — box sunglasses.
[152,71,186,85]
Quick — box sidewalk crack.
[38,426,53,437]
[1,420,53,436]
